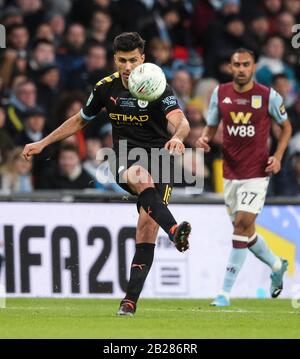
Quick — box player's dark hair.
[231,48,256,62]
[113,32,145,54]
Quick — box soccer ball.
[128,63,167,102]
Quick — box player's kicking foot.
[270,258,288,298]
[210,294,230,307]
[169,221,191,252]
[116,299,136,316]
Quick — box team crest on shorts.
[137,100,148,108]
[251,95,262,109]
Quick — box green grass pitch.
[0,298,299,338]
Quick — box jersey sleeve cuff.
[80,109,96,121]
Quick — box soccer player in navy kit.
[23,32,192,315]
[197,48,292,306]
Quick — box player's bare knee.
[126,166,154,193]
[142,218,159,233]
[234,218,252,236]
[137,218,159,243]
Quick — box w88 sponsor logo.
[227,125,255,137]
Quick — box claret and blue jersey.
[206,81,288,180]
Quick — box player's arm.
[23,82,105,160]
[165,110,190,154]
[265,89,292,174]
[195,86,220,152]
[23,112,87,160]
[195,125,218,152]
[265,119,292,174]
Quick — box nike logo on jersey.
[110,96,118,105]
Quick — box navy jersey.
[80,72,182,150]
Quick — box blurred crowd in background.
[1,0,300,196]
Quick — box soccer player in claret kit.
[196,48,292,306]
[23,32,192,316]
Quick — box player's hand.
[265,156,281,174]
[195,136,211,152]
[23,141,45,161]
[165,137,185,155]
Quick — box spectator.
[15,0,46,36]
[287,93,300,134]
[245,11,270,57]
[140,4,187,48]
[15,107,53,183]
[44,0,72,16]
[194,78,219,118]
[38,144,95,190]
[271,73,296,108]
[171,69,193,110]
[47,12,66,47]
[27,39,56,81]
[6,24,30,53]
[4,80,39,139]
[36,63,61,120]
[87,9,119,51]
[0,49,27,91]
[283,0,300,22]
[277,12,298,68]
[55,95,87,160]
[148,37,187,81]
[0,147,33,192]
[204,14,252,76]
[185,122,205,148]
[0,106,15,166]
[256,35,299,91]
[15,106,47,146]
[0,6,23,27]
[279,151,300,195]
[66,43,108,93]
[185,97,206,127]
[35,22,56,43]
[262,0,283,33]
[56,23,86,82]
[214,55,233,83]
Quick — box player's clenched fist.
[22,141,45,161]
[195,136,211,152]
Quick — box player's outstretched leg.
[210,235,248,307]
[248,234,288,298]
[138,187,191,252]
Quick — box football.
[128,63,167,102]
